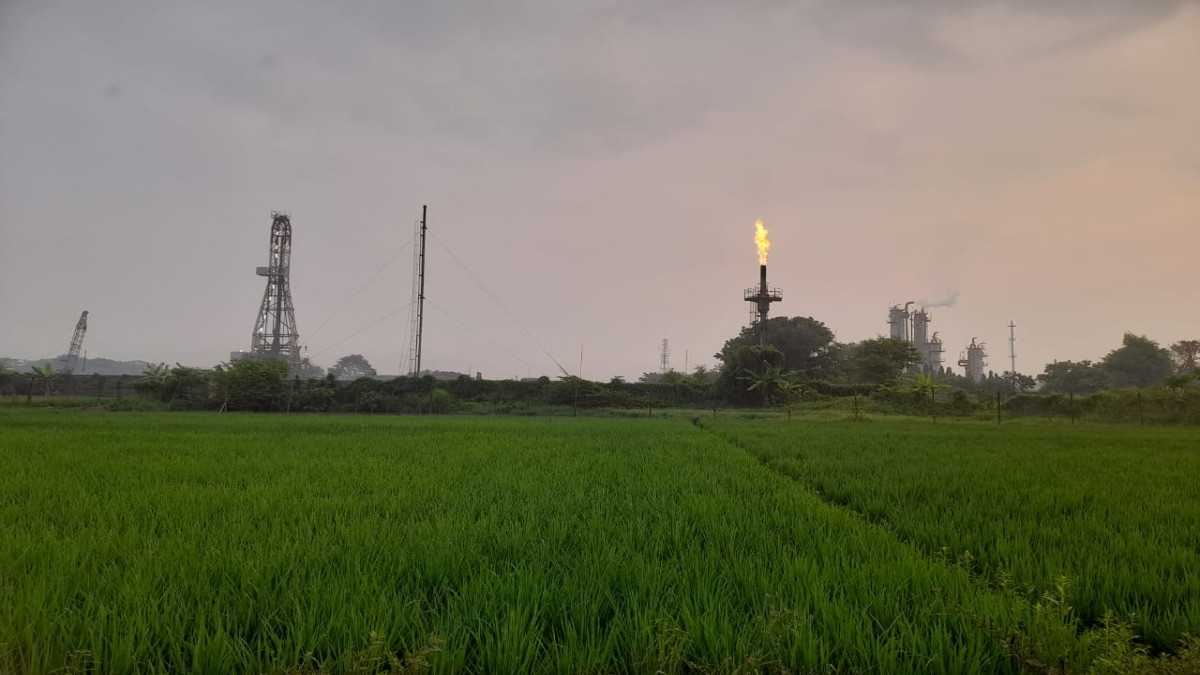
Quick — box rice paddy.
[1,410,1197,673]
[706,418,1200,651]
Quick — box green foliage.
[1,410,1130,673]
[713,419,1200,651]
[1000,371,1037,393]
[26,363,57,396]
[739,361,795,406]
[213,359,288,411]
[1039,335,1177,394]
[845,337,921,385]
[1005,389,1200,425]
[716,316,837,379]
[1100,333,1173,390]
[1164,370,1200,390]
[1038,360,1107,394]
[715,345,786,406]
[134,362,170,398]
[1169,340,1200,375]
[330,354,377,380]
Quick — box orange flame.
[753,219,770,265]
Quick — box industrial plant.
[958,338,988,383]
[886,302,990,382]
[887,302,946,374]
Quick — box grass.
[705,417,1200,651]
[2,410,1196,673]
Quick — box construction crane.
[59,311,88,374]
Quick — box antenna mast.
[660,339,670,375]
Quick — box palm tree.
[28,363,57,399]
[740,361,794,407]
[776,379,807,419]
[903,372,950,419]
[137,362,170,400]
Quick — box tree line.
[3,320,1196,415]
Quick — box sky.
[2,0,1198,380]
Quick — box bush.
[213,360,288,412]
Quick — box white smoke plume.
[916,290,959,308]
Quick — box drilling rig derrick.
[250,212,301,369]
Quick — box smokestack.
[744,219,782,347]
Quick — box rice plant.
[709,417,1200,651]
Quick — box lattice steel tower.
[250,212,301,367]
[58,310,88,374]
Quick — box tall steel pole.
[414,205,428,375]
[1008,321,1017,374]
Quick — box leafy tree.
[1169,340,1200,375]
[212,359,288,411]
[1164,371,1200,390]
[688,365,719,384]
[135,362,170,398]
[1001,371,1037,393]
[166,364,210,404]
[717,316,837,379]
[298,373,339,412]
[330,354,376,380]
[716,345,785,405]
[844,338,920,385]
[1037,360,1106,394]
[1100,333,1173,389]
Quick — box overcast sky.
[2,1,1198,380]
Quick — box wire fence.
[0,374,140,400]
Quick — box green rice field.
[706,419,1200,650]
[1,410,1198,673]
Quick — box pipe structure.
[744,264,782,346]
